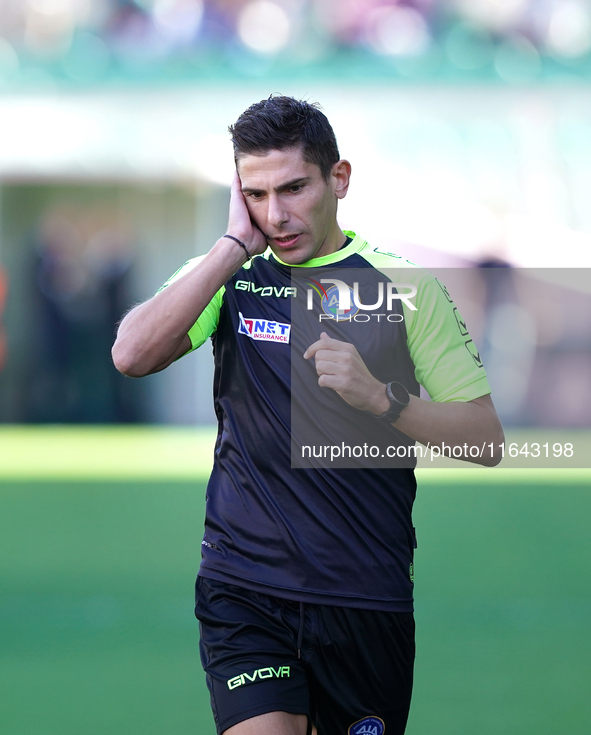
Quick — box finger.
[317,373,344,390]
[228,173,262,251]
[230,176,247,208]
[229,178,246,217]
[314,359,343,376]
[303,338,325,360]
[304,341,335,360]
[303,333,349,360]
[230,171,242,197]
[313,349,349,366]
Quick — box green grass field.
[1,428,590,735]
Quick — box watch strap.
[376,381,410,425]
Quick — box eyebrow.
[242,177,310,195]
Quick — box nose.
[267,194,288,229]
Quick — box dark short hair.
[229,95,340,181]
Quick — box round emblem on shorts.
[348,715,385,735]
[321,284,359,321]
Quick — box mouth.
[271,234,301,248]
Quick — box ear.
[332,159,351,200]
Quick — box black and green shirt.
[162,232,490,611]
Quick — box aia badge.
[237,312,291,344]
[321,284,359,321]
[348,715,385,735]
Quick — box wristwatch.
[376,381,410,425]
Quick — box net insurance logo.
[305,278,418,323]
[238,311,291,343]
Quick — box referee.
[112,96,504,735]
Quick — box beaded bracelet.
[223,234,252,261]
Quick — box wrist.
[214,235,251,267]
[374,381,411,425]
[223,234,252,262]
[371,383,391,416]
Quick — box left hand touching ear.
[303,332,389,415]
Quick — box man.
[112,96,504,735]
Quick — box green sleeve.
[402,271,491,402]
[360,245,491,402]
[156,256,225,352]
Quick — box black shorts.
[195,577,415,735]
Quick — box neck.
[316,225,347,259]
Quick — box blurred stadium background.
[1,1,590,734]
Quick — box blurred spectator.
[26,206,139,423]
[1,0,590,86]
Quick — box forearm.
[305,334,504,467]
[385,393,505,467]
[112,237,247,377]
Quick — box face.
[237,147,351,265]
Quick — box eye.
[289,184,303,193]
[248,191,264,200]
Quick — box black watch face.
[388,382,409,406]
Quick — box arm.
[112,173,267,378]
[304,333,504,467]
